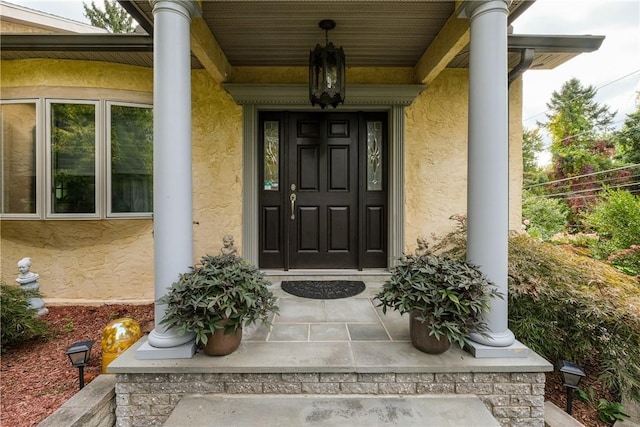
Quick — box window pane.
[111,105,153,213]
[367,121,383,191]
[263,121,279,191]
[51,103,96,214]
[1,103,37,214]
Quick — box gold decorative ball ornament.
[101,317,141,373]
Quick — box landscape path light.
[558,360,586,415]
[66,340,95,390]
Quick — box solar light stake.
[558,360,586,415]
[66,340,95,390]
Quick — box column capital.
[458,0,511,19]
[152,0,201,19]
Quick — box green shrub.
[577,387,630,423]
[522,190,569,240]
[607,246,640,276]
[431,217,640,402]
[508,235,640,402]
[585,189,640,274]
[0,284,49,351]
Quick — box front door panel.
[288,113,358,268]
[258,111,387,270]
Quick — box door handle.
[289,192,297,220]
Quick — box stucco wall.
[0,60,245,303]
[191,70,243,258]
[1,59,523,302]
[404,69,523,253]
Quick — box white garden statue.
[221,235,238,256]
[16,257,48,316]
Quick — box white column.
[461,0,516,350]
[142,0,199,355]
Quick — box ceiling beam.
[413,6,469,85]
[190,17,232,82]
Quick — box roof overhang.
[0,0,605,84]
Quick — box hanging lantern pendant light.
[309,19,346,108]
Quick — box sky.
[7,0,640,162]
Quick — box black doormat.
[281,280,366,300]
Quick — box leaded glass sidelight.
[263,121,279,191]
[367,121,383,191]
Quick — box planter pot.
[203,327,242,356]
[409,311,451,354]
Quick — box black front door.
[259,111,387,270]
[288,113,358,268]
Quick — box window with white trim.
[1,99,153,219]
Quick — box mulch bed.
[1,304,614,426]
[0,304,154,427]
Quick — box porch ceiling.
[0,0,605,83]
[124,0,533,67]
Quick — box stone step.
[163,394,500,427]
[262,270,391,285]
[544,401,585,427]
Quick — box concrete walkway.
[163,394,500,427]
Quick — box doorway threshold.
[261,269,389,276]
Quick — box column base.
[465,339,529,358]
[147,327,196,348]
[136,339,196,360]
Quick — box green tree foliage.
[521,191,569,240]
[542,78,619,221]
[545,78,617,179]
[614,101,640,165]
[83,0,135,33]
[0,284,49,351]
[584,189,640,274]
[522,127,549,190]
[523,127,544,173]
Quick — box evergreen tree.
[522,127,549,191]
[614,100,640,165]
[522,127,544,173]
[544,77,616,179]
[83,0,135,33]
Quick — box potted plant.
[158,254,279,356]
[375,249,501,354]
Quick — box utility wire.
[531,181,640,199]
[524,164,640,189]
[528,172,640,192]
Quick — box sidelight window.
[263,120,279,191]
[366,121,383,191]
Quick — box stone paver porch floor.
[111,272,551,374]
[109,272,553,427]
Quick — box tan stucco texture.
[1,59,523,303]
[404,69,523,252]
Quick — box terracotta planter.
[409,311,451,354]
[203,327,242,356]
